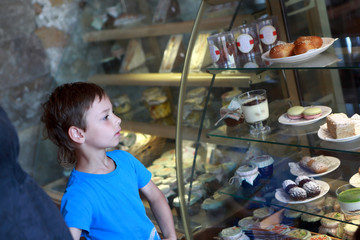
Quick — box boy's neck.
[75,150,115,174]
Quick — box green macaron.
[287,106,305,119]
[303,107,322,119]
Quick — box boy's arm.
[69,227,81,240]
[141,181,177,240]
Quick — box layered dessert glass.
[239,89,270,135]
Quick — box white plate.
[350,173,360,187]
[278,106,332,126]
[288,156,341,177]
[317,124,360,142]
[261,38,338,63]
[275,180,329,204]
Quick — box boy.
[41,82,176,240]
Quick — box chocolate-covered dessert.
[282,179,297,194]
[303,181,321,198]
[289,186,307,200]
[295,176,312,188]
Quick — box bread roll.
[294,36,323,48]
[293,40,317,55]
[269,43,295,58]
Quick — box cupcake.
[201,197,224,217]
[282,204,306,227]
[250,155,274,178]
[213,192,233,210]
[320,212,344,228]
[213,185,237,208]
[300,208,324,233]
[285,228,311,239]
[253,207,275,221]
[218,226,250,240]
[319,212,345,238]
[343,220,360,240]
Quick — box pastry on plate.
[294,36,323,48]
[303,106,322,120]
[299,155,328,174]
[327,113,355,139]
[269,43,295,58]
[287,106,305,119]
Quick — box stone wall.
[0,0,79,182]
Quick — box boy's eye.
[103,115,109,120]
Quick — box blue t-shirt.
[60,150,160,240]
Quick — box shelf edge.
[83,15,247,42]
[88,72,256,87]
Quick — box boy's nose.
[116,115,122,126]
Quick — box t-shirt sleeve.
[126,151,152,188]
[60,188,93,232]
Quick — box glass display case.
[33,0,360,239]
[175,0,360,239]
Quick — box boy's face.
[83,95,122,150]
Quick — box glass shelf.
[217,178,359,227]
[208,37,360,72]
[208,116,360,155]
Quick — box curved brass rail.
[175,1,206,239]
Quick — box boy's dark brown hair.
[41,82,106,167]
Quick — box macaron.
[303,107,322,120]
[287,106,305,119]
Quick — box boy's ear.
[68,126,85,144]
